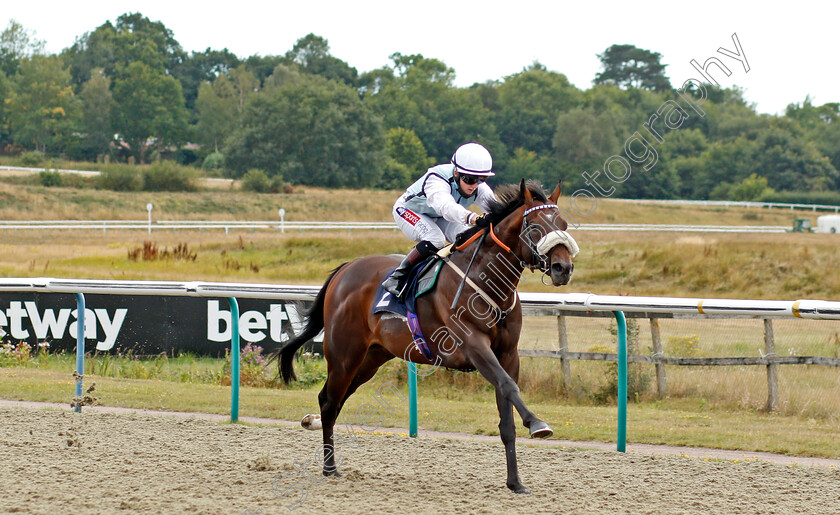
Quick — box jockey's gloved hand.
[473,213,491,228]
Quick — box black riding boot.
[383,241,437,298]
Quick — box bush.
[202,151,225,171]
[730,174,774,201]
[176,148,198,166]
[708,182,733,200]
[290,351,328,388]
[241,169,271,192]
[97,164,143,191]
[594,319,651,403]
[379,158,412,189]
[272,176,290,193]
[760,190,840,207]
[143,161,198,192]
[39,170,63,187]
[0,341,44,367]
[18,151,45,167]
[241,169,288,193]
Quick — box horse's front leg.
[460,339,552,494]
[462,341,553,438]
[495,388,529,494]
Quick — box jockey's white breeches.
[392,199,470,249]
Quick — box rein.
[449,230,488,310]
[446,200,577,318]
[448,222,517,317]
[455,223,510,253]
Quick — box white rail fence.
[613,198,840,213]
[0,219,792,234]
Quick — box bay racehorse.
[276,180,578,494]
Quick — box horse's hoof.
[301,414,322,430]
[529,421,553,439]
[323,468,341,478]
[509,483,531,495]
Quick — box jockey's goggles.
[459,174,486,185]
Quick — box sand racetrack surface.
[2,404,840,514]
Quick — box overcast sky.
[4,1,837,116]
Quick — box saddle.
[372,254,443,318]
[372,253,445,361]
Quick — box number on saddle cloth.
[371,256,443,361]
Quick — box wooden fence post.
[649,318,667,398]
[557,315,571,391]
[764,318,779,411]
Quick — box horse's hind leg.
[318,367,353,477]
[318,341,390,476]
[337,346,394,412]
[319,346,393,477]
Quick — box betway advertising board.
[0,293,319,356]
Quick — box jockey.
[383,142,495,298]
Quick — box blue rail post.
[408,362,418,437]
[613,310,627,452]
[228,297,240,423]
[74,293,85,413]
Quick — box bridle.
[448,199,579,319]
[455,201,579,275]
[519,203,579,274]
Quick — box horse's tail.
[276,263,347,384]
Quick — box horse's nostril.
[552,262,568,274]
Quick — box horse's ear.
[549,180,562,204]
[520,179,534,205]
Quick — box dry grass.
[2,225,838,298]
[0,174,828,224]
[1,180,839,431]
[0,180,399,221]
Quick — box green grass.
[44,351,224,383]
[1,364,838,459]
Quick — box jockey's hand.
[472,213,491,228]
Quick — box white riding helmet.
[451,142,494,177]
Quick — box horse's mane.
[455,180,548,246]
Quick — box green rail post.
[228,297,240,423]
[613,310,627,452]
[408,362,418,437]
[74,293,85,413]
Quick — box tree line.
[1,13,838,202]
